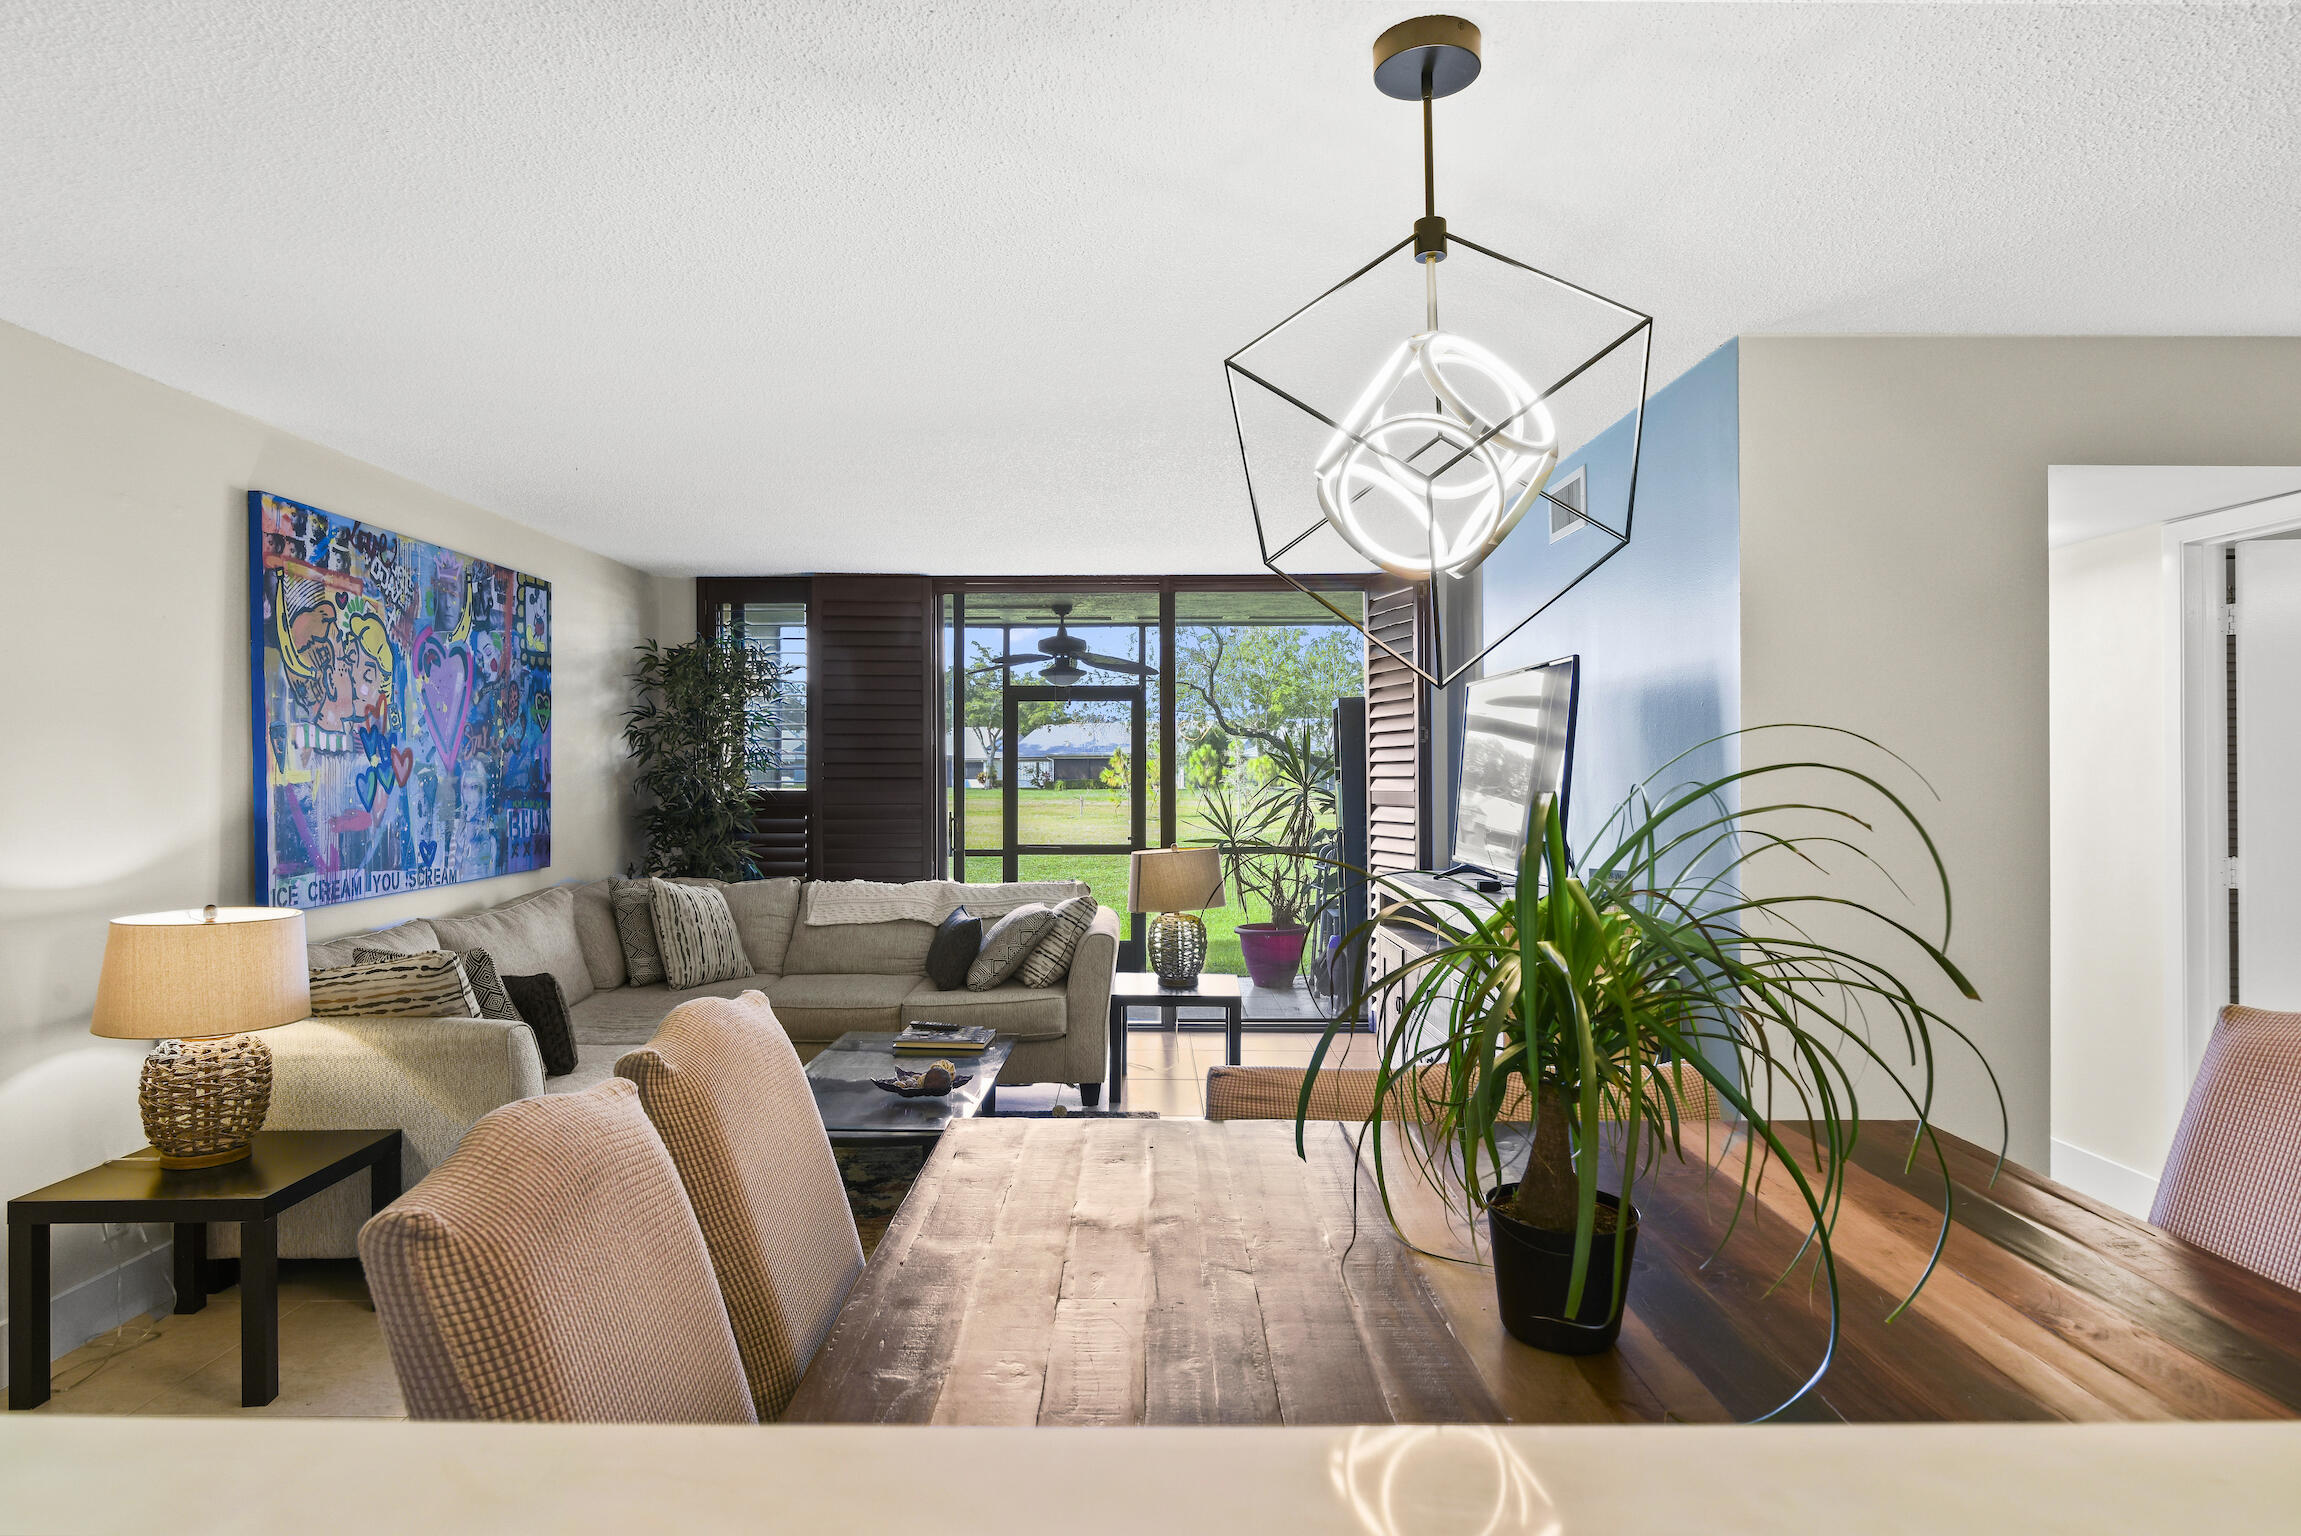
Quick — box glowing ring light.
[1314,330,1561,581]
[1316,413,1508,579]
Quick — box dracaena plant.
[1197,724,1336,928]
[1302,726,2001,1417]
[622,635,785,881]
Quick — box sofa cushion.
[500,971,578,1077]
[651,879,753,989]
[430,887,595,1005]
[565,975,773,1050]
[309,952,479,1019]
[721,878,802,975]
[761,973,922,1041]
[781,886,936,977]
[968,903,1056,990]
[612,878,667,986]
[924,906,982,992]
[307,919,440,972]
[1013,894,1098,988]
[899,982,1068,1041]
[571,880,628,991]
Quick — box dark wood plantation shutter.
[811,574,939,880]
[1365,586,1426,874]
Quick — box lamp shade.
[1128,848,1225,914]
[90,906,310,1041]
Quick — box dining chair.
[1204,1060,1719,1124]
[616,989,864,1420]
[2152,1004,2301,1292]
[359,1077,756,1422]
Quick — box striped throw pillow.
[1012,895,1098,988]
[360,947,522,1023]
[650,879,754,990]
[309,951,481,1019]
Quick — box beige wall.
[0,321,653,1368]
[1738,337,2301,1172]
[2047,524,2177,1208]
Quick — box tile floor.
[24,1024,1380,1420]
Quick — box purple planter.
[1237,923,1308,989]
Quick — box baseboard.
[0,1240,176,1391]
[2050,1138,2160,1220]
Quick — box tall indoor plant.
[1305,728,2000,1414]
[1199,726,1335,987]
[622,634,785,880]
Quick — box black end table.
[1107,972,1244,1108]
[8,1128,401,1410]
[803,1033,1014,1147]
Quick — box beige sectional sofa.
[258,875,1119,1257]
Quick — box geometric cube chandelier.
[1224,15,1654,688]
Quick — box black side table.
[8,1128,401,1410]
[1107,972,1244,1108]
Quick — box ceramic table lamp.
[1128,848,1226,990]
[91,905,310,1168]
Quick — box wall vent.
[1547,465,1587,541]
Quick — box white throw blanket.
[802,878,1089,926]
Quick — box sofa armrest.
[1060,907,1122,1084]
[212,1015,546,1259]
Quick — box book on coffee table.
[892,1022,997,1055]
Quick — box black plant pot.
[1486,1184,1639,1356]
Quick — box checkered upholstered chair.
[616,990,864,1420]
[359,1077,756,1422]
[1204,1059,1718,1125]
[2152,1005,2301,1292]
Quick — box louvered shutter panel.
[1365,586,1425,874]
[811,574,938,880]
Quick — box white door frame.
[2163,488,2301,1112]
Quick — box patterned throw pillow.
[499,972,577,1077]
[650,879,754,990]
[613,878,666,986]
[1012,895,1098,988]
[966,903,1057,992]
[309,952,480,1019]
[360,947,523,1023]
[924,906,983,992]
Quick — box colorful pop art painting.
[251,491,551,908]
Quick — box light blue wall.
[1478,338,1741,852]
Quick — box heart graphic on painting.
[389,746,413,785]
[416,634,473,770]
[418,839,439,867]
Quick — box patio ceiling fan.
[977,601,1152,687]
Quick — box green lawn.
[950,787,1254,975]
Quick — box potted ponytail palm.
[1303,730,2001,1413]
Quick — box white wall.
[1738,337,2301,1173]
[0,320,655,1377]
[2049,524,2176,1213]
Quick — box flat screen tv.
[1449,656,1579,880]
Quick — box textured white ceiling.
[4,2,2299,577]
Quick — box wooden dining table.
[780,1117,2301,1425]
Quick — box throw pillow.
[966,902,1058,992]
[308,952,480,1019]
[924,906,983,992]
[1012,894,1098,988]
[499,971,578,1077]
[360,946,523,1023]
[650,878,754,990]
[612,878,666,986]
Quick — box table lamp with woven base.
[1128,848,1226,990]
[91,905,310,1168]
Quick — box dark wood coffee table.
[1106,971,1244,1107]
[804,1032,1013,1147]
[8,1128,401,1410]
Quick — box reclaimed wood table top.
[780,1118,2301,1425]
